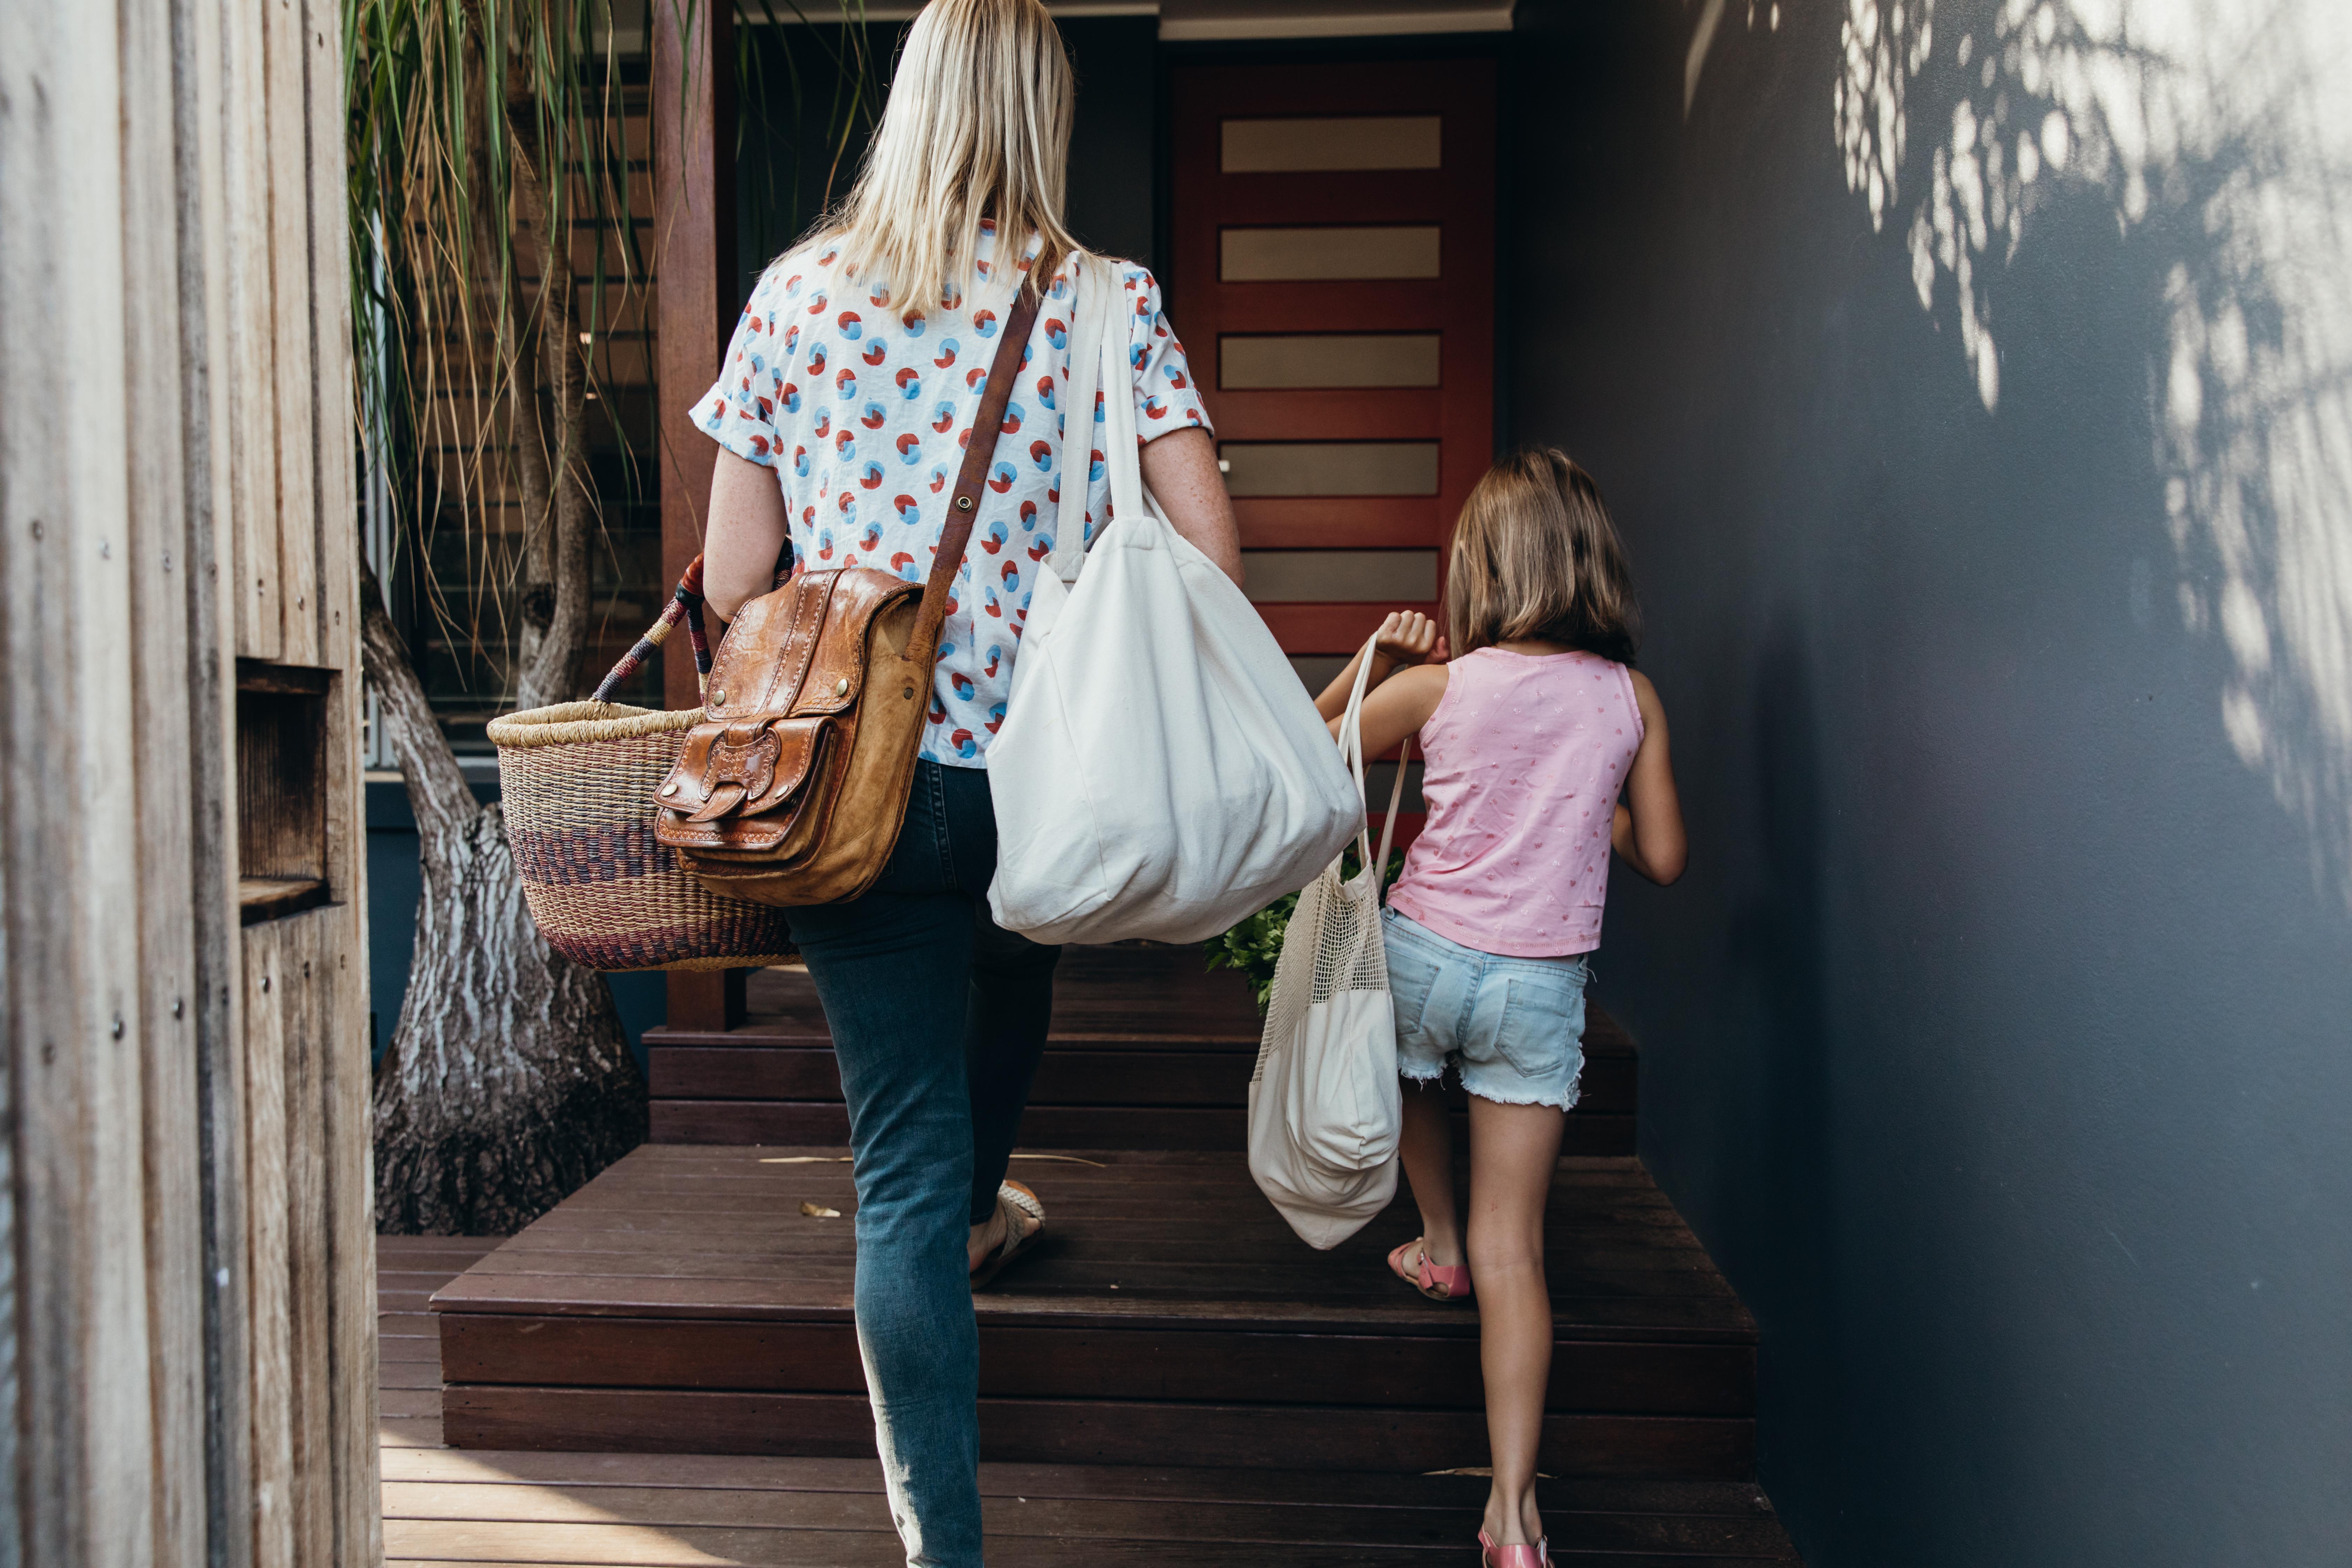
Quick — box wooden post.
[654,0,744,1034]
[0,0,378,1560]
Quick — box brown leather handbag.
[651,288,1043,907]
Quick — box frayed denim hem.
[1462,1081,1582,1114]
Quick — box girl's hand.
[1374,611,1445,668]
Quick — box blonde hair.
[1444,448,1641,665]
[819,0,1077,309]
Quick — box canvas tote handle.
[1098,270,1150,536]
[1335,629,1413,887]
[1048,254,1109,583]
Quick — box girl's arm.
[1611,670,1686,885]
[1315,610,1444,724]
[704,448,793,621]
[1314,611,1448,758]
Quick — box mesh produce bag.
[1248,636,1410,1249]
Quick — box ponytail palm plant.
[348,0,884,1233]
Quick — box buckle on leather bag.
[685,726,782,821]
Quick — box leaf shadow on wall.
[1804,0,2352,902]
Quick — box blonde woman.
[691,1,1240,1560]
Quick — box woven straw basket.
[490,702,796,971]
[488,556,795,972]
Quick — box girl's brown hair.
[1443,447,1640,665]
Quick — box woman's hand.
[1373,610,1445,669]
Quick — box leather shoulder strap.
[911,287,1043,659]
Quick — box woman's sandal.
[1479,1531,1550,1567]
[968,1179,1045,1290]
[1387,1237,1472,1301]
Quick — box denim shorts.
[1381,906,1590,1111]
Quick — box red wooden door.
[1169,60,1497,666]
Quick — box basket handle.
[590,554,713,705]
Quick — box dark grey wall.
[1508,4,2352,1564]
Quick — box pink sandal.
[1479,1530,1550,1567]
[1387,1237,1471,1301]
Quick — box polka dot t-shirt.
[1387,648,1645,957]
[693,225,1211,765]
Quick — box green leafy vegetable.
[1204,849,1406,1013]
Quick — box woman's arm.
[1611,670,1687,885]
[709,415,1241,616]
[703,449,792,621]
[1138,427,1243,586]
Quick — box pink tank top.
[1387,648,1644,958]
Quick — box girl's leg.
[1465,1094,1567,1548]
[1397,1077,1462,1266]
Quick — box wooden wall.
[0,1,379,1563]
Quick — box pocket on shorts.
[1493,963,1588,1082]
[1380,913,1444,1058]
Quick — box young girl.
[1314,448,1686,1567]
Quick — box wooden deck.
[391,946,1801,1562]
[383,1240,1800,1564]
[432,1146,1756,1475]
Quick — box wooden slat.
[1258,601,1440,655]
[119,0,215,1554]
[377,1448,1781,1517]
[1211,387,1443,441]
[439,1386,1754,1479]
[440,1317,1751,1415]
[1233,496,1442,549]
[283,913,333,1568]
[648,1101,1635,1154]
[264,0,318,666]
[653,0,737,1038]
[648,1041,1635,1111]
[223,0,281,657]
[243,919,296,1568]
[302,0,382,1555]
[378,1479,1795,1556]
[1,7,163,1560]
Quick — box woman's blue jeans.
[783,759,1059,1567]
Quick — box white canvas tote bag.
[985,257,1359,945]
[1248,635,1409,1250]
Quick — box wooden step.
[432,1146,1752,1477]
[383,1241,1802,1565]
[645,945,1638,1153]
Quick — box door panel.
[1221,114,1443,171]
[1173,60,1495,665]
[1219,333,1443,390]
[1219,224,1444,280]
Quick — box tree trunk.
[362,570,645,1235]
[512,138,596,712]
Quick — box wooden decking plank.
[431,1288,1752,1346]
[379,1480,1793,1554]
[439,1318,1753,1415]
[380,1362,445,1391]
[389,1547,1780,1568]
[378,1450,1778,1517]
[379,1416,447,1448]
[440,1387,1753,1478]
